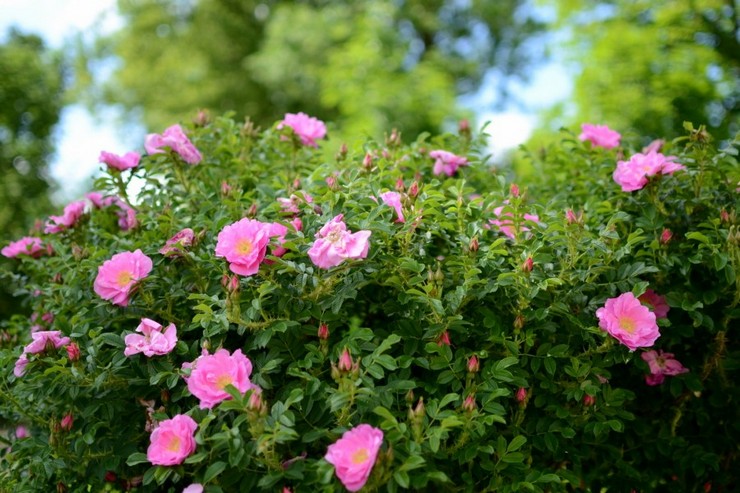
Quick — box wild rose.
[380,191,405,223]
[145,124,202,165]
[613,151,686,192]
[99,150,141,171]
[641,350,689,386]
[117,203,138,231]
[278,112,327,147]
[429,150,468,177]
[308,214,371,269]
[579,123,621,149]
[467,355,479,373]
[596,292,660,350]
[2,237,47,258]
[638,289,670,319]
[660,228,673,244]
[265,222,289,258]
[13,354,29,377]
[124,318,177,357]
[66,342,81,361]
[182,485,203,493]
[93,249,153,307]
[215,219,272,276]
[515,387,528,403]
[15,425,29,439]
[462,394,476,413]
[60,413,74,431]
[159,228,195,257]
[24,331,71,355]
[489,203,540,239]
[45,200,86,234]
[147,414,197,466]
[185,348,254,409]
[325,424,384,492]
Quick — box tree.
[0,29,64,317]
[81,0,544,139]
[547,0,739,141]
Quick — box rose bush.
[0,115,737,492]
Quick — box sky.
[0,0,572,202]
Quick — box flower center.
[236,239,253,255]
[166,436,181,452]
[351,448,369,464]
[216,374,233,390]
[619,316,636,333]
[117,271,133,287]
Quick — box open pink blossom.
[308,214,371,269]
[278,112,327,147]
[185,348,254,409]
[264,222,289,258]
[45,200,86,234]
[145,124,202,164]
[638,289,670,319]
[124,318,177,357]
[24,330,71,355]
[613,151,686,192]
[215,219,272,276]
[429,150,468,177]
[99,150,141,171]
[277,193,314,215]
[93,249,153,307]
[159,228,195,257]
[579,123,621,149]
[380,191,405,223]
[116,203,138,231]
[147,414,197,466]
[182,485,203,493]
[2,236,48,258]
[13,354,29,377]
[641,350,689,386]
[596,292,660,350]
[489,203,540,239]
[325,424,384,492]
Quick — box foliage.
[0,114,738,492]
[545,0,739,141]
[78,0,543,138]
[0,29,64,317]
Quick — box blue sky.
[1,0,572,202]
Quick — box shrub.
[0,115,738,492]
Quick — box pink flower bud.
[336,143,348,161]
[362,153,373,170]
[467,355,479,373]
[458,119,471,137]
[514,314,525,330]
[395,176,405,192]
[326,175,338,190]
[720,209,730,223]
[221,181,233,196]
[228,275,239,293]
[247,203,258,217]
[516,387,527,403]
[317,323,329,340]
[436,331,451,347]
[522,257,534,273]
[193,109,210,127]
[660,228,673,244]
[469,236,479,252]
[583,394,596,407]
[15,425,29,439]
[338,348,353,372]
[248,388,265,413]
[566,209,578,224]
[290,217,303,232]
[462,394,476,413]
[60,413,73,431]
[104,471,117,483]
[66,342,80,362]
[408,181,419,198]
[510,183,520,198]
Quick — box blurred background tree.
[77,0,545,140]
[0,29,65,317]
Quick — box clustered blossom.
[147,414,197,466]
[489,203,540,239]
[613,151,686,192]
[145,124,202,165]
[1,236,48,258]
[99,150,141,171]
[429,150,468,177]
[124,318,177,357]
[579,123,621,149]
[641,350,689,386]
[325,424,384,492]
[159,228,195,257]
[45,200,86,234]
[308,214,371,269]
[596,292,661,350]
[379,191,405,223]
[183,349,255,409]
[93,250,153,307]
[215,218,288,276]
[14,330,72,377]
[278,112,327,147]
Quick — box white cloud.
[479,111,536,156]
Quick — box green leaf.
[203,461,228,483]
[126,452,149,466]
[507,435,527,453]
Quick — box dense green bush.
[1,114,738,492]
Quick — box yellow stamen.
[236,239,253,255]
[117,271,133,287]
[351,448,369,464]
[216,374,233,390]
[619,317,636,333]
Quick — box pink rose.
[264,222,289,258]
[613,151,686,192]
[325,424,384,492]
[93,250,153,307]
[380,191,405,223]
[2,236,47,258]
[215,219,272,276]
[578,123,621,149]
[147,414,197,466]
[99,150,141,171]
[278,112,327,147]
[117,203,138,231]
[638,289,670,319]
[15,425,29,439]
[13,354,29,377]
[45,200,86,234]
[24,330,71,355]
[596,292,660,351]
[489,202,540,239]
[159,228,195,257]
[429,150,468,177]
[641,350,689,386]
[124,318,177,357]
[182,485,204,493]
[185,348,254,409]
[145,124,202,165]
[308,214,371,269]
